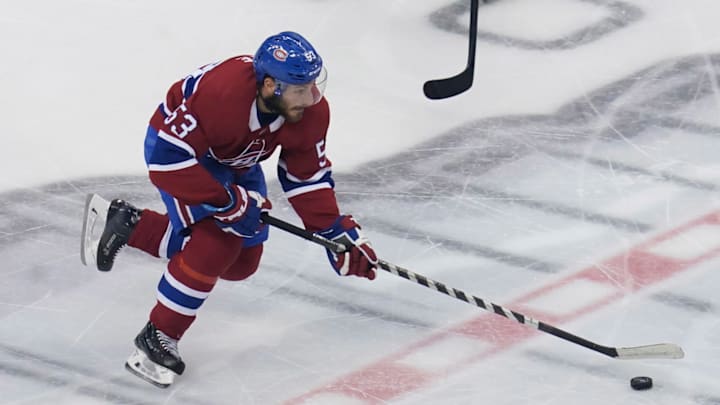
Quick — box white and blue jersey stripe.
[277,159,334,199]
[156,268,210,317]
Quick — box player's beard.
[261,94,304,123]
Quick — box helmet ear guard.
[273,80,283,98]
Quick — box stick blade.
[423,69,474,100]
[615,343,685,360]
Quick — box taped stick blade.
[615,343,685,360]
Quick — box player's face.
[278,82,321,122]
[259,69,327,123]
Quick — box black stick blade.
[423,69,474,99]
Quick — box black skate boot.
[125,322,185,388]
[96,199,141,272]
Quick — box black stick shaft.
[261,213,682,360]
[261,213,347,253]
[376,259,616,357]
[423,0,479,99]
[467,0,478,72]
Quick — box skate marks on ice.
[0,178,439,326]
[0,342,215,405]
[286,209,720,404]
[525,351,720,405]
[542,148,720,192]
[334,52,720,273]
[430,0,643,50]
[259,262,437,329]
[653,292,716,314]
[301,54,720,402]
[360,216,560,273]
[0,53,719,402]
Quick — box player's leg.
[220,163,269,281]
[127,209,181,259]
[93,164,259,271]
[94,124,189,271]
[126,218,244,387]
[221,244,263,281]
[94,197,194,271]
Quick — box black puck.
[630,376,653,390]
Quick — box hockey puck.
[630,376,653,390]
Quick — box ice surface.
[2,0,720,404]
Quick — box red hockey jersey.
[145,55,339,231]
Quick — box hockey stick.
[423,0,479,99]
[261,213,684,360]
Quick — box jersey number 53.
[164,103,198,138]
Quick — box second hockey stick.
[261,213,684,360]
[423,0,480,99]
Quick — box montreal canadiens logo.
[273,48,288,62]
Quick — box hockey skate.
[125,322,185,388]
[80,193,141,271]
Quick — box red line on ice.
[286,211,720,404]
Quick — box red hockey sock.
[150,302,196,340]
[148,220,244,339]
[128,209,170,258]
[150,255,217,339]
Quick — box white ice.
[2,0,720,404]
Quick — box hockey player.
[86,31,378,388]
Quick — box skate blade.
[125,348,176,388]
[80,193,110,267]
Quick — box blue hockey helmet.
[254,31,324,84]
[253,31,327,105]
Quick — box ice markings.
[522,278,617,318]
[297,394,368,405]
[653,292,715,314]
[645,224,720,261]
[361,216,559,273]
[332,53,720,277]
[395,335,492,372]
[430,0,643,50]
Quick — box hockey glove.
[318,215,378,280]
[209,185,272,238]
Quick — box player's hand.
[318,215,377,280]
[212,185,272,238]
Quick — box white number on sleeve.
[164,103,198,139]
[315,140,327,168]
